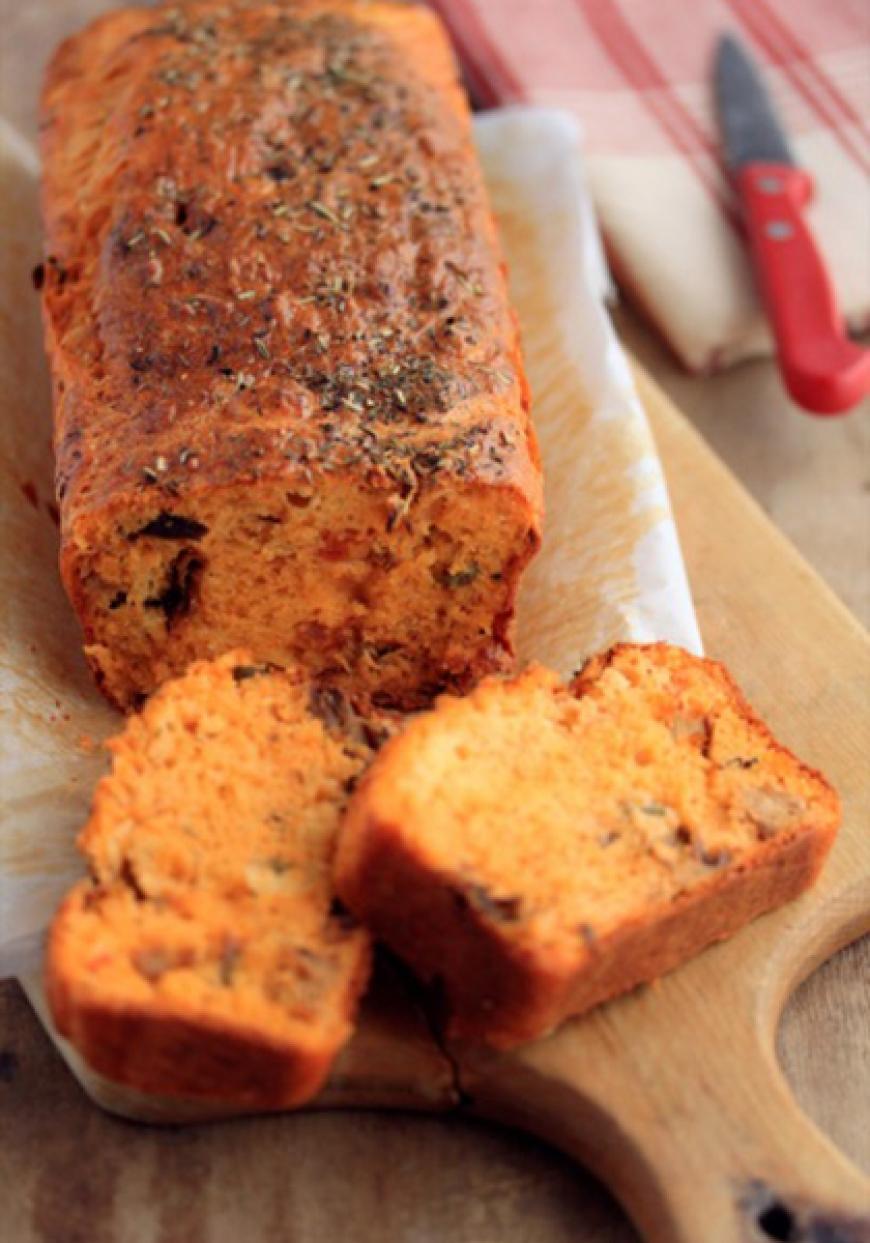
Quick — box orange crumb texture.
[47,651,379,1110]
[336,643,841,1048]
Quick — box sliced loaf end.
[48,651,380,1109]
[335,643,840,1047]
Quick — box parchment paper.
[0,101,700,982]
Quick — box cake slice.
[48,651,387,1109]
[335,643,840,1047]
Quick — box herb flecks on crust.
[46,4,522,503]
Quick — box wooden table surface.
[3,321,868,1243]
[1,3,868,1238]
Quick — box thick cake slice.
[335,643,840,1047]
[48,651,384,1109]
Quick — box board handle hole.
[757,1200,796,1241]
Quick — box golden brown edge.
[46,883,373,1111]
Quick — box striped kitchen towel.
[428,0,870,373]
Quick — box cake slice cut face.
[48,652,380,1109]
[335,643,840,1047]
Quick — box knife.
[714,33,870,415]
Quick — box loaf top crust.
[40,0,541,534]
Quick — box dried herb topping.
[56,3,524,506]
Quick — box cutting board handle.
[456,875,870,1243]
[461,1002,870,1243]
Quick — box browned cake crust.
[335,643,841,1048]
[38,0,542,712]
[47,652,383,1109]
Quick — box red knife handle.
[738,162,870,415]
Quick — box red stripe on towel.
[726,0,870,175]
[573,0,739,227]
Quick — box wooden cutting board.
[17,366,870,1243]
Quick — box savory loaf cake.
[38,0,542,712]
[47,650,386,1109]
[335,643,840,1047]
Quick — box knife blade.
[713,33,870,415]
